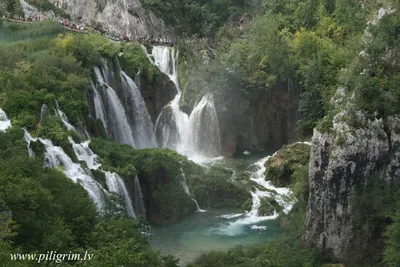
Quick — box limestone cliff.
[304,88,400,263]
[18,0,175,40]
[304,6,400,264]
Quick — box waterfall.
[104,85,137,147]
[185,94,221,157]
[105,172,136,219]
[180,168,205,212]
[151,46,221,161]
[120,71,157,148]
[91,80,108,134]
[0,108,11,132]
[24,129,141,218]
[69,137,102,170]
[134,176,146,216]
[68,137,137,219]
[92,64,158,149]
[23,130,105,210]
[248,157,296,215]
[93,66,136,147]
[54,101,77,133]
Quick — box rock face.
[19,0,55,19]
[19,0,175,40]
[137,72,177,123]
[218,80,300,156]
[304,88,400,263]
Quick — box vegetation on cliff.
[0,128,178,267]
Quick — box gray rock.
[49,0,175,40]
[304,90,400,262]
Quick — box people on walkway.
[4,16,174,46]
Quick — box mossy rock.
[265,143,310,187]
[89,139,199,224]
[91,169,107,190]
[259,197,283,216]
[179,101,192,115]
[188,166,252,210]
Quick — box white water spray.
[24,130,105,210]
[105,172,136,218]
[151,46,222,162]
[0,108,11,132]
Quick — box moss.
[265,143,311,187]
[258,197,282,216]
[188,166,252,209]
[89,138,200,223]
[91,169,107,190]
[316,112,334,134]
[30,139,45,159]
[179,101,191,115]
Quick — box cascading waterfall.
[54,101,77,133]
[92,65,157,149]
[151,46,221,161]
[68,137,138,219]
[24,130,105,210]
[69,137,102,170]
[213,155,296,236]
[105,172,136,219]
[120,71,157,148]
[94,66,136,147]
[0,108,11,132]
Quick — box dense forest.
[1,0,400,266]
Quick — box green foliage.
[348,7,400,120]
[0,21,65,42]
[0,128,97,252]
[89,138,199,223]
[347,175,400,266]
[24,0,69,18]
[384,202,400,267]
[120,43,160,82]
[259,197,281,216]
[140,0,250,36]
[265,143,310,187]
[188,166,252,209]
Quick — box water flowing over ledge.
[23,126,141,219]
[150,46,222,163]
[0,108,11,132]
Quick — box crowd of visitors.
[1,14,174,46]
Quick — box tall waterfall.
[92,65,157,149]
[121,71,157,148]
[151,46,222,160]
[24,130,105,210]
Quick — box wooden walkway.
[1,18,173,46]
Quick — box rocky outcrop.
[304,7,399,264]
[137,72,177,123]
[218,79,300,156]
[265,142,311,187]
[52,0,174,39]
[304,88,400,263]
[18,0,175,40]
